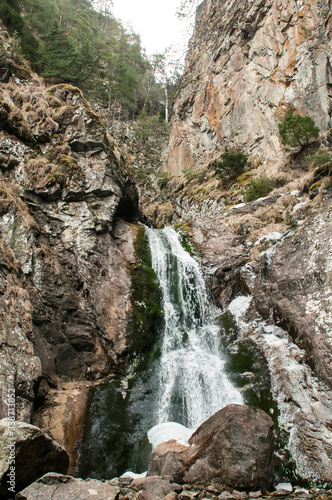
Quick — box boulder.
[147,405,274,492]
[131,475,182,500]
[147,440,188,482]
[182,404,274,491]
[16,473,120,500]
[146,405,274,491]
[0,420,68,497]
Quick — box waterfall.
[147,226,243,429]
[78,225,244,478]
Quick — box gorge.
[1,0,332,498]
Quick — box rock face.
[165,0,332,174]
[247,208,332,388]
[0,420,68,497]
[236,205,332,483]
[147,405,274,492]
[0,23,140,467]
[189,218,249,307]
[189,199,332,484]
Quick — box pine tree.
[278,110,320,149]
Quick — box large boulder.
[183,405,274,491]
[0,420,68,497]
[147,405,274,492]
[16,473,121,500]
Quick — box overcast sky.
[112,0,193,58]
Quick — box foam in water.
[147,226,243,429]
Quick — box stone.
[164,493,179,500]
[179,492,198,499]
[182,404,274,491]
[131,475,182,500]
[0,421,69,497]
[147,440,189,482]
[16,473,121,500]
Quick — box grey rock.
[16,473,120,500]
[0,421,68,497]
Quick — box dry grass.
[0,182,38,233]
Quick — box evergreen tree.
[1,0,161,116]
[278,110,320,149]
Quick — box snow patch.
[148,422,194,449]
[227,295,252,325]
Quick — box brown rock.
[164,493,179,500]
[131,476,182,500]
[182,404,274,491]
[147,439,189,482]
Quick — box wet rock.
[250,208,332,388]
[189,218,249,307]
[0,421,68,497]
[16,473,120,500]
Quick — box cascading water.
[147,226,243,430]
[79,226,243,477]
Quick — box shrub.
[305,148,332,176]
[243,175,276,202]
[214,151,249,180]
[285,210,298,227]
[184,168,207,183]
[157,172,170,189]
[278,109,320,150]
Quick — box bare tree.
[176,0,201,20]
[91,0,113,16]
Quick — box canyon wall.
[0,26,140,431]
[165,0,332,174]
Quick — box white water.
[147,226,243,430]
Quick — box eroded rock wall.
[165,0,332,174]
[185,195,332,484]
[0,26,140,429]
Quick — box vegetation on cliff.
[0,0,165,118]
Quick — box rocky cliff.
[164,0,332,174]
[1,1,332,494]
[157,0,332,485]
[0,23,142,468]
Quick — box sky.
[112,0,193,58]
